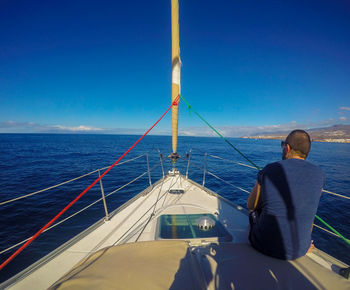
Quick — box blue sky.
[0,0,349,136]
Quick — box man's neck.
[287,155,305,160]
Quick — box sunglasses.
[281,141,288,148]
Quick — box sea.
[0,134,349,282]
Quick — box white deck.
[3,173,248,289]
[2,173,349,289]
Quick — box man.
[247,129,324,260]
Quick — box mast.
[171,0,180,155]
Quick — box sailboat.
[1,0,349,289]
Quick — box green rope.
[180,93,350,247]
[179,94,261,170]
[315,215,350,245]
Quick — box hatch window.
[157,214,231,240]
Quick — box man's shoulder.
[258,161,282,183]
[285,158,323,173]
[262,159,324,178]
[261,160,284,172]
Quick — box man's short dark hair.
[285,130,311,158]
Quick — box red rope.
[0,95,180,271]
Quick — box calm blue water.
[0,134,349,282]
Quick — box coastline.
[241,136,350,143]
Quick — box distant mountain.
[241,124,350,143]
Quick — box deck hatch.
[168,189,184,194]
[157,214,231,240]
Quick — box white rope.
[116,174,180,245]
[198,153,350,200]
[104,163,160,199]
[207,154,258,170]
[188,161,204,171]
[0,170,99,206]
[0,166,156,255]
[188,161,250,194]
[322,189,350,200]
[206,170,250,194]
[0,154,146,206]
[313,224,350,242]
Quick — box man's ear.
[286,144,291,153]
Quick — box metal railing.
[0,151,167,255]
[0,153,147,206]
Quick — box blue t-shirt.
[249,158,324,260]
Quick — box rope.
[188,160,204,171]
[208,154,349,200]
[322,189,350,200]
[0,165,159,256]
[0,154,146,206]
[187,160,250,194]
[314,215,350,246]
[206,170,250,194]
[114,174,180,245]
[0,96,179,271]
[180,94,261,170]
[0,170,99,206]
[135,173,166,242]
[313,224,350,242]
[207,154,258,170]
[194,151,349,200]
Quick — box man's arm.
[247,181,261,211]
